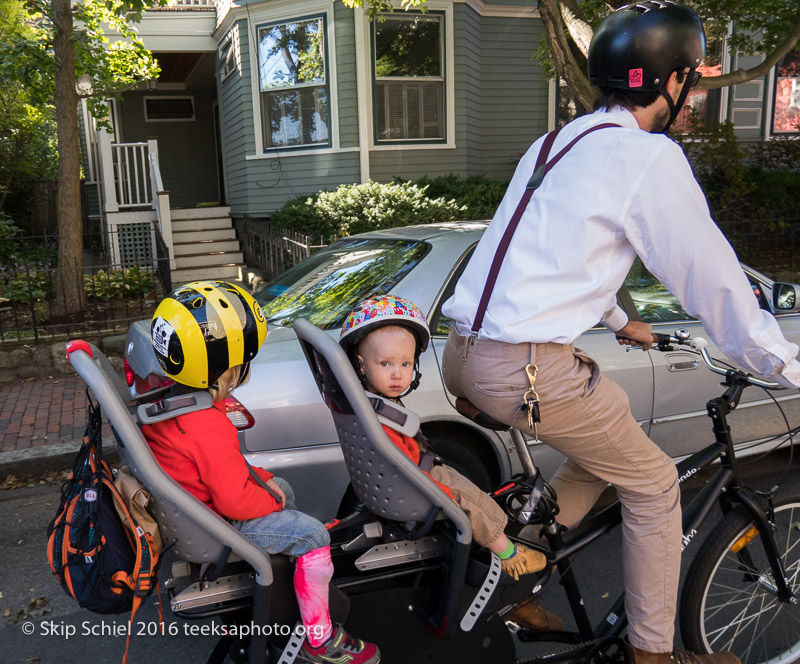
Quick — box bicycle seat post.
[509,427,538,479]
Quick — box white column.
[97,128,119,212]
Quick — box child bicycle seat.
[64,340,346,664]
[292,319,532,643]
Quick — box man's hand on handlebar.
[614,321,654,350]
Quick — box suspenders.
[470,122,621,335]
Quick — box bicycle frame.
[511,370,796,654]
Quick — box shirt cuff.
[601,305,629,334]
[779,358,800,389]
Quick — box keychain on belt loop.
[522,363,541,437]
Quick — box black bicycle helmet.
[588,1,706,131]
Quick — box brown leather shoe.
[500,542,547,580]
[625,644,741,664]
[505,596,563,631]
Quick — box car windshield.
[253,237,431,329]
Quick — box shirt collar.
[593,106,640,130]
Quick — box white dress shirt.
[443,107,800,388]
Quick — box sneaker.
[500,542,547,580]
[505,596,564,631]
[625,644,741,664]
[299,624,380,664]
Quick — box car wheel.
[425,431,494,492]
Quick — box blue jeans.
[234,477,330,558]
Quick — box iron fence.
[0,225,170,344]
[234,216,323,280]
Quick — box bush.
[395,174,508,220]
[272,180,467,242]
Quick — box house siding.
[479,14,547,178]
[220,10,361,215]
[118,87,220,208]
[368,5,547,184]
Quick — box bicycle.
[468,329,800,664]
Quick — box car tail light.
[133,372,175,396]
[124,359,135,387]
[225,395,255,430]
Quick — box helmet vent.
[191,297,203,309]
[219,299,229,308]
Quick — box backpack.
[47,393,162,662]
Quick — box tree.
[345,0,800,112]
[14,0,162,318]
[0,0,57,216]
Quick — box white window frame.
[218,25,240,82]
[769,49,800,137]
[359,2,455,151]
[143,96,195,123]
[247,1,340,157]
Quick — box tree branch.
[559,0,593,57]
[538,0,596,110]
[698,19,800,89]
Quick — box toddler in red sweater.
[143,280,379,664]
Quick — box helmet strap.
[659,69,695,134]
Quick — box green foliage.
[83,267,154,301]
[673,111,753,215]
[0,213,22,262]
[395,174,508,220]
[272,180,468,242]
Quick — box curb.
[0,437,119,477]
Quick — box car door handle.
[666,354,698,372]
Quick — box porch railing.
[95,131,175,271]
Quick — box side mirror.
[773,282,800,312]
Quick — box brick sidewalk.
[0,376,88,453]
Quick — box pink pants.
[443,330,681,653]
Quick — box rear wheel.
[679,485,800,664]
[425,430,494,491]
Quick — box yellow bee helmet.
[151,280,267,389]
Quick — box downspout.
[354,7,370,183]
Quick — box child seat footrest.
[354,535,449,571]
[460,553,502,632]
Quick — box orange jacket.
[381,425,455,501]
[142,402,280,521]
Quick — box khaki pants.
[430,464,507,549]
[443,330,681,653]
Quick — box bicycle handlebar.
[651,329,784,390]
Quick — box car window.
[428,246,476,337]
[253,238,431,329]
[624,258,695,324]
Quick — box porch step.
[166,206,245,288]
[171,217,232,232]
[175,250,244,269]
[171,263,246,285]
[173,239,241,256]
[172,227,237,242]
[170,206,231,221]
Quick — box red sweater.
[142,402,280,521]
[381,425,455,501]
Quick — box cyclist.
[440,2,800,663]
[143,281,380,664]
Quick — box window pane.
[772,50,800,134]
[253,238,431,330]
[624,258,694,323]
[259,19,325,90]
[376,81,443,140]
[375,15,441,78]
[258,17,329,149]
[263,86,329,148]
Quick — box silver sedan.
[124,222,800,521]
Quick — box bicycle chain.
[515,637,606,664]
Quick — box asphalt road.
[2,447,797,664]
